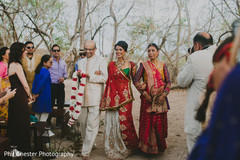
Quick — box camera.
[188,47,194,55]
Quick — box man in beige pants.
[77,40,108,160]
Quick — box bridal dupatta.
[100,61,135,110]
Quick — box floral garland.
[67,70,87,127]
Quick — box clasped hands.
[141,85,166,104]
[28,94,37,104]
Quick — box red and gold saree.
[134,60,171,154]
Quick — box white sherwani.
[177,45,216,152]
[77,54,108,156]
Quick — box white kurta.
[77,54,108,107]
[77,54,108,156]
[177,46,216,151]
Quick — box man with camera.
[177,32,216,153]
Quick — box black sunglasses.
[80,53,86,56]
[52,49,60,52]
[26,46,34,49]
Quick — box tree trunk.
[171,0,182,83]
[80,0,87,48]
[109,23,118,62]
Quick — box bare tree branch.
[216,30,233,45]
[109,0,135,61]
[118,0,135,25]
[237,0,240,15]
[209,0,231,30]
[160,49,174,68]
[85,0,104,23]
[207,6,215,32]
[91,15,110,40]
[224,0,239,18]
[110,0,117,23]
[0,2,18,41]
[23,12,52,51]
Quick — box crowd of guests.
[0,42,67,159]
[0,20,240,160]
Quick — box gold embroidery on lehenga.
[109,128,114,149]
[101,98,106,107]
[119,106,127,112]
[123,89,129,100]
[114,94,120,106]
[120,124,127,131]
[119,115,126,121]
[122,133,127,140]
[106,96,111,107]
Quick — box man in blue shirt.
[48,44,68,127]
[75,49,86,71]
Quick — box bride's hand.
[139,83,146,91]
[28,94,33,102]
[142,91,152,102]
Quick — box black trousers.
[48,83,65,126]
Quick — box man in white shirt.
[177,32,216,153]
[77,40,108,160]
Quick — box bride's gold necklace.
[116,60,125,74]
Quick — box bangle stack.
[163,91,168,96]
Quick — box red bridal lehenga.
[100,61,139,159]
[134,61,171,154]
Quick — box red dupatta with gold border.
[142,61,168,113]
[100,61,134,110]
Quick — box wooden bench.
[31,122,48,151]
[0,121,48,152]
[49,101,70,138]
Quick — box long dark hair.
[195,36,234,123]
[0,47,9,62]
[8,42,25,67]
[35,54,51,74]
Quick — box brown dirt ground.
[33,79,188,160]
